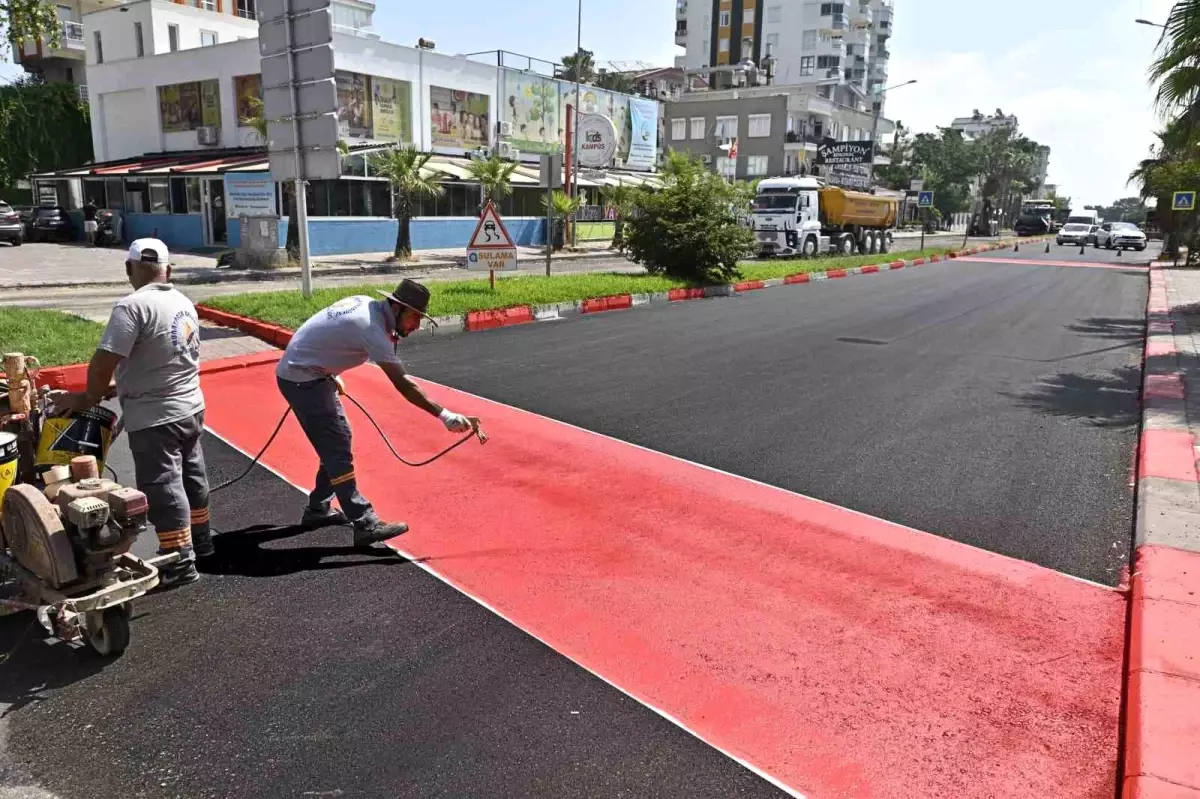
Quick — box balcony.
[827,13,848,30]
[235,7,258,20]
[676,0,687,16]
[62,21,85,47]
[78,84,88,103]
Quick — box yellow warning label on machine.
[35,408,116,470]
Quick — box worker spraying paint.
[275,279,476,547]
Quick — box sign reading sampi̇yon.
[815,140,874,166]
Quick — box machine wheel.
[85,605,131,657]
[802,235,818,258]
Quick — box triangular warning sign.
[467,200,517,250]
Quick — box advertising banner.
[235,74,263,127]
[336,71,372,139]
[158,80,220,132]
[815,140,874,166]
[503,70,561,154]
[576,112,618,168]
[224,172,277,219]
[430,85,490,150]
[371,77,412,143]
[626,97,658,171]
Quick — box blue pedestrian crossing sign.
[917,191,934,208]
[1174,191,1197,211]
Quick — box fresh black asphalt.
[398,244,1150,586]
[0,434,783,798]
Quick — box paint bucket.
[0,431,18,501]
[35,406,117,472]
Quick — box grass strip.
[0,308,103,368]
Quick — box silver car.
[1096,222,1148,251]
[1056,223,1092,246]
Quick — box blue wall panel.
[123,214,206,251]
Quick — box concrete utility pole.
[867,79,917,189]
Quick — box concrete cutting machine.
[1,351,176,657]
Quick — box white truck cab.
[751,177,825,258]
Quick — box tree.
[0,80,92,196]
[369,146,445,260]
[542,189,582,251]
[559,48,596,84]
[595,70,635,94]
[2,0,62,59]
[622,152,754,284]
[600,182,636,250]
[464,153,518,207]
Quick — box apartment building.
[950,109,1052,198]
[664,83,893,182]
[11,0,113,98]
[675,0,893,110]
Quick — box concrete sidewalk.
[1125,265,1200,798]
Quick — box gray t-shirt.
[99,283,205,433]
[276,296,402,382]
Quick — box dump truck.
[750,177,899,258]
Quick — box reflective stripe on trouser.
[127,411,210,552]
[276,376,374,523]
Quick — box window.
[719,38,729,52]
[746,155,769,176]
[716,156,737,179]
[134,22,144,58]
[197,0,218,10]
[65,66,74,84]
[170,178,189,215]
[149,179,170,214]
[690,116,705,139]
[802,29,816,49]
[236,0,257,20]
[719,10,730,26]
[817,55,840,68]
[800,56,815,76]
[743,8,754,24]
[671,118,687,141]
[819,3,844,14]
[168,24,179,52]
[93,31,103,63]
[200,30,218,47]
[767,5,781,23]
[748,114,771,138]
[715,115,738,139]
[766,33,779,52]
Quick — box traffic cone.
[1014,241,1020,252]
[1080,244,1085,255]
[1117,248,1122,258]
[1045,242,1051,253]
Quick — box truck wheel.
[802,236,818,258]
[867,231,879,254]
[840,234,856,255]
[879,233,891,254]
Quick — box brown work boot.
[352,514,408,547]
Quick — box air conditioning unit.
[497,120,513,137]
[498,142,520,160]
[197,126,220,146]
[699,154,712,164]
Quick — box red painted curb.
[783,273,812,284]
[200,351,281,376]
[1139,429,1199,482]
[826,269,848,279]
[465,306,535,331]
[1148,339,1178,358]
[890,260,906,269]
[582,294,634,313]
[32,363,89,393]
[668,287,707,301]
[929,255,941,263]
[860,265,880,274]
[734,280,766,292]
[912,258,926,266]
[1145,373,1186,400]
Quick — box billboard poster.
[200,79,221,127]
[158,81,214,132]
[371,77,412,143]
[235,74,262,127]
[626,97,658,171]
[336,71,372,139]
[503,70,560,154]
[430,85,490,150]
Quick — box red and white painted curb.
[197,238,1043,338]
[1124,265,1200,798]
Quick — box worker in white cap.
[53,238,210,587]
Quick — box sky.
[0,0,1174,207]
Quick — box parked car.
[1055,222,1093,246]
[1086,224,1100,247]
[12,205,35,235]
[28,206,74,243]
[0,201,23,246]
[1095,221,1148,251]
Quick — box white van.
[1066,209,1099,227]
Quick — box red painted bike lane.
[202,358,1125,799]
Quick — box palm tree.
[600,182,636,250]
[560,48,596,83]
[595,70,636,94]
[465,153,518,208]
[542,189,582,251]
[369,146,445,260]
[1150,0,1200,122]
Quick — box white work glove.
[438,408,472,434]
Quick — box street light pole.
[868,79,916,189]
[570,0,583,248]
[1135,18,1166,27]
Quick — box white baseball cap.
[127,238,170,265]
